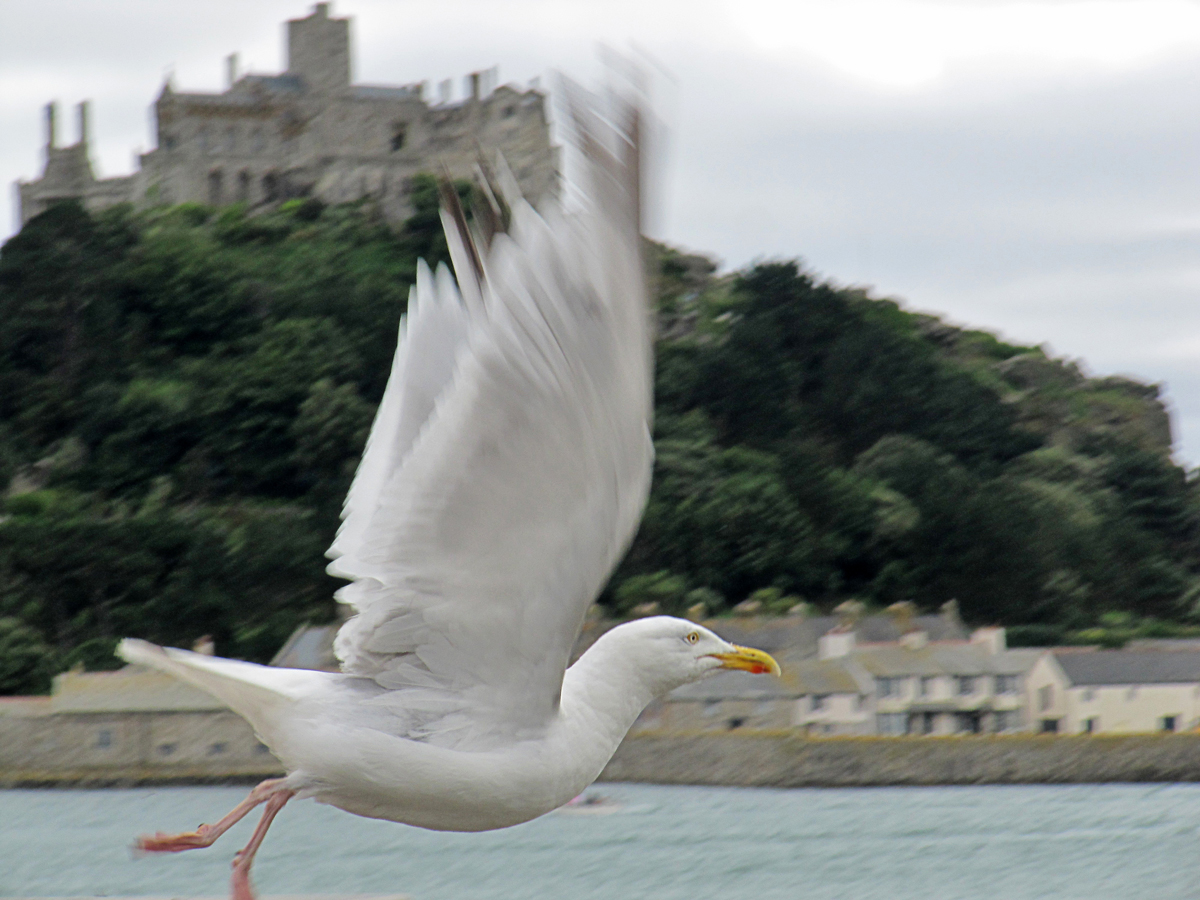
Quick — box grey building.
[16,4,557,227]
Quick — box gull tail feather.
[116,638,328,737]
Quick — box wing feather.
[328,85,651,750]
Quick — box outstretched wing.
[326,85,652,750]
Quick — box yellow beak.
[709,645,782,677]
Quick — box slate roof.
[852,645,1041,678]
[1055,650,1200,686]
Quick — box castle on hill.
[16,3,558,227]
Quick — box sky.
[3,0,1200,463]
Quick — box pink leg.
[136,778,288,854]
[229,787,294,900]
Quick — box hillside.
[0,195,1197,692]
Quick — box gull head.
[600,615,782,697]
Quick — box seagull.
[118,81,781,900]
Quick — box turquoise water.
[2,782,1199,899]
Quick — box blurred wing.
[327,87,652,750]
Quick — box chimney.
[819,630,856,660]
[970,627,1006,655]
[76,100,89,148]
[313,2,330,17]
[226,53,238,88]
[899,630,928,650]
[886,600,917,635]
[45,102,57,150]
[833,599,864,631]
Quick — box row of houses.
[640,610,1200,738]
[6,608,1200,783]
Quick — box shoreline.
[5,731,1200,789]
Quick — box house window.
[95,729,112,749]
[921,712,937,735]
[812,694,828,711]
[956,676,977,696]
[995,675,1019,694]
[919,676,935,698]
[726,717,746,730]
[1038,685,1053,712]
[954,712,982,734]
[1040,719,1059,734]
[207,170,223,205]
[1162,716,1178,733]
[208,742,228,755]
[1083,717,1098,733]
[263,172,279,201]
[157,743,177,756]
[390,123,407,151]
[237,170,250,202]
[878,676,904,698]
[877,713,908,735]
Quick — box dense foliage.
[1,195,1198,692]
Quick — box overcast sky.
[4,0,1200,463]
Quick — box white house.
[1026,649,1200,734]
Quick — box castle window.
[237,170,251,202]
[208,170,223,205]
[95,729,112,749]
[263,172,279,201]
[503,105,516,118]
[390,123,407,152]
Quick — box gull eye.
[685,631,700,644]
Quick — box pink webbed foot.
[227,787,294,900]
[136,824,218,854]
[131,777,288,858]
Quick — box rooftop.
[1055,650,1200,686]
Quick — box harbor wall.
[0,710,282,786]
[599,730,1200,787]
[5,714,1200,787]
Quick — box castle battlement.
[16,4,558,227]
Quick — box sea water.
[2,782,1199,899]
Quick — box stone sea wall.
[599,730,1200,787]
[0,710,281,787]
[5,718,1200,787]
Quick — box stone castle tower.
[16,3,558,226]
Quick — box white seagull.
[118,82,780,900]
